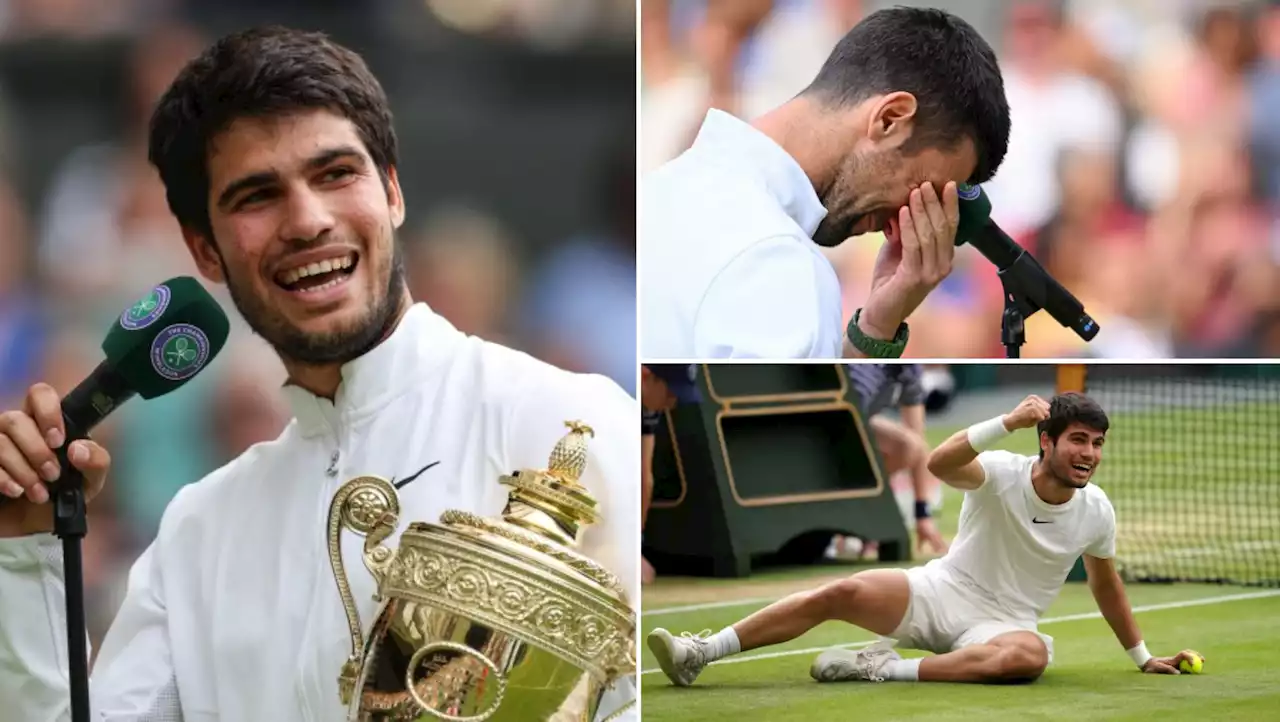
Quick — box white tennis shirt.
[641,109,844,359]
[941,451,1117,622]
[0,303,638,722]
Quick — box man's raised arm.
[926,394,1050,490]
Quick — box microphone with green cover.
[954,183,1099,343]
[9,276,228,722]
[0,276,230,504]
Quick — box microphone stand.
[52,420,92,722]
[996,254,1048,360]
[999,282,1035,359]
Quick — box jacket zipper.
[299,422,344,721]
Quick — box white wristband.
[1126,641,1152,668]
[967,416,1010,452]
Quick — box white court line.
[639,588,1280,675]
[645,596,780,616]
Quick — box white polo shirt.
[641,109,844,359]
[0,303,638,722]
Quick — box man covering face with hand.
[641,7,1011,360]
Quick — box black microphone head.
[1077,313,1100,341]
[955,182,992,246]
[100,277,231,399]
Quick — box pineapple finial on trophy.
[495,420,602,547]
[548,420,594,485]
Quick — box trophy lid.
[438,420,627,601]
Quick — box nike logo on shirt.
[1032,517,1052,524]
[393,461,441,489]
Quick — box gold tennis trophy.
[326,421,636,721]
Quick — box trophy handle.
[404,642,507,722]
[326,475,401,703]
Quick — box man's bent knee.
[993,645,1048,683]
[809,569,910,635]
[811,577,864,617]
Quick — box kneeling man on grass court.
[648,393,1202,685]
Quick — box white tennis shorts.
[886,561,1055,664]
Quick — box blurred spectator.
[0,172,40,408]
[37,23,204,315]
[0,0,140,40]
[642,0,1280,359]
[405,203,521,345]
[521,142,636,394]
[1020,145,1158,358]
[1248,0,1280,203]
[983,0,1124,237]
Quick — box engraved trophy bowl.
[327,421,636,722]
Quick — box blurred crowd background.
[0,0,634,646]
[642,0,1280,359]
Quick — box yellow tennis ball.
[1179,654,1204,674]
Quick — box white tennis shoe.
[809,642,901,683]
[647,627,712,686]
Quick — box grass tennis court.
[640,399,1280,720]
[641,579,1280,721]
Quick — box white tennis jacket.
[0,303,639,722]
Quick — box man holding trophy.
[0,27,637,721]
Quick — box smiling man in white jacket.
[0,27,638,722]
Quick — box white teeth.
[296,275,346,293]
[277,253,355,287]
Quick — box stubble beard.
[217,236,408,367]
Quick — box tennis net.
[1077,365,1280,587]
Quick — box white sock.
[884,657,921,681]
[703,627,741,662]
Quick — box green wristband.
[847,309,909,359]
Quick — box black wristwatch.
[847,309,909,359]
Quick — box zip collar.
[280,303,460,438]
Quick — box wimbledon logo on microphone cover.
[957,183,982,201]
[150,323,211,381]
[120,284,172,331]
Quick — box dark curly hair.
[1038,392,1110,457]
[148,26,398,239]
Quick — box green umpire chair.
[645,364,911,578]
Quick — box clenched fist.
[1002,394,1050,431]
[0,383,111,537]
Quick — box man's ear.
[386,165,406,230]
[181,226,226,284]
[866,91,918,149]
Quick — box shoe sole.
[646,628,693,687]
